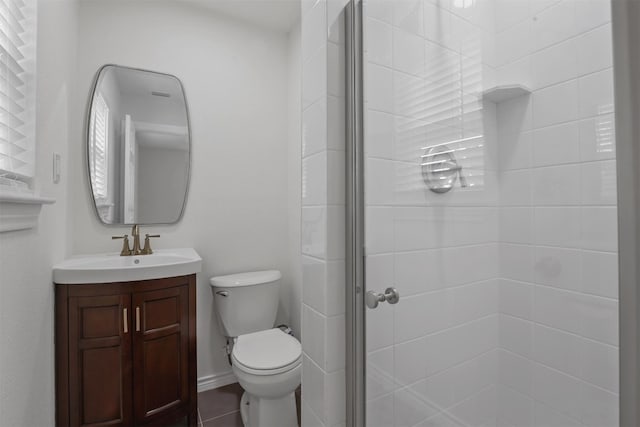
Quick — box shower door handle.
[366,287,400,309]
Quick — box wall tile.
[534,207,582,248]
[532,364,582,421]
[572,0,612,34]
[328,95,346,150]
[302,206,327,258]
[579,381,619,427]
[303,152,328,206]
[500,243,534,282]
[580,250,618,298]
[302,0,327,63]
[394,337,428,386]
[499,349,534,395]
[303,46,327,109]
[393,28,426,78]
[327,150,346,204]
[499,279,534,319]
[500,170,532,206]
[366,18,393,67]
[367,347,395,400]
[367,110,395,159]
[366,158,396,205]
[500,207,533,244]
[394,0,424,35]
[395,250,446,296]
[578,68,614,119]
[576,25,613,76]
[303,305,327,367]
[366,303,394,351]
[365,207,395,254]
[303,256,327,313]
[324,370,346,425]
[581,206,617,251]
[578,114,616,161]
[531,0,577,51]
[326,205,345,260]
[534,401,583,427]
[532,122,580,167]
[366,63,394,113]
[531,38,577,90]
[532,164,581,205]
[579,293,618,345]
[533,246,581,291]
[499,314,533,357]
[303,355,326,420]
[325,260,346,316]
[325,315,345,372]
[580,160,617,205]
[579,339,618,392]
[532,80,579,128]
[532,323,582,377]
[303,99,328,157]
[533,285,582,335]
[498,129,533,171]
[365,393,394,427]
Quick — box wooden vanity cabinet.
[55,275,197,427]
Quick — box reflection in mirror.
[87,65,190,225]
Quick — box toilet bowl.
[210,271,301,427]
[231,328,301,427]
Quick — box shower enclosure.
[353,0,620,425]
[300,0,629,425]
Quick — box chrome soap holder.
[421,144,468,194]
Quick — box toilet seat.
[232,328,302,376]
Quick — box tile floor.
[197,383,301,427]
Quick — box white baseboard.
[197,371,237,393]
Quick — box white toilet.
[210,270,301,427]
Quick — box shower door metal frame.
[612,0,640,425]
[345,0,365,426]
[345,0,640,425]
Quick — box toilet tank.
[210,270,281,337]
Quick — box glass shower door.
[360,0,620,426]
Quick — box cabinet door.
[68,294,133,426]
[132,285,189,424]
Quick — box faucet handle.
[141,234,160,255]
[112,235,132,256]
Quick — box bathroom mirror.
[87,65,190,225]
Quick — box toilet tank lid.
[209,270,281,288]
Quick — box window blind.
[0,0,35,189]
[89,93,109,200]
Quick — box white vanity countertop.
[52,248,202,284]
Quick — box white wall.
[287,20,303,340]
[0,0,78,425]
[73,1,297,386]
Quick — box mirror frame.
[85,64,192,226]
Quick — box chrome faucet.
[112,224,160,256]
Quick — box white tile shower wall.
[495,1,619,426]
[364,0,502,425]
[301,1,348,425]
[363,0,618,426]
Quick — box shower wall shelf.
[482,84,531,103]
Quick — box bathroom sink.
[53,248,202,284]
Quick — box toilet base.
[239,391,298,427]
